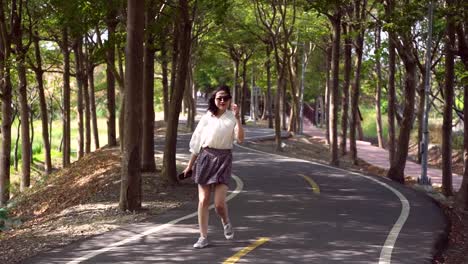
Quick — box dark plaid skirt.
[194,147,232,186]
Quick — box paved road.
[28,127,446,264]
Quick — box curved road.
[28,129,446,264]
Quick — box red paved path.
[302,117,462,191]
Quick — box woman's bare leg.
[214,184,229,225]
[198,184,211,238]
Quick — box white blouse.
[189,110,238,154]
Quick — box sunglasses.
[215,96,231,102]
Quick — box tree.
[387,27,397,166]
[162,0,192,183]
[441,0,455,196]
[340,17,352,155]
[31,31,52,175]
[11,0,32,190]
[374,25,384,148]
[61,26,71,167]
[74,39,85,158]
[349,0,367,165]
[105,0,119,147]
[141,0,160,173]
[0,0,14,205]
[384,0,420,183]
[120,0,145,211]
[456,0,468,209]
[255,0,296,152]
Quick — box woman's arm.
[231,103,244,143]
[235,117,244,143]
[184,153,198,175]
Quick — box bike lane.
[27,132,446,264]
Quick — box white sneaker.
[193,237,209,248]
[223,223,234,240]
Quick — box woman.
[183,85,244,249]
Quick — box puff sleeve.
[189,113,208,155]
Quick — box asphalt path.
[27,128,446,264]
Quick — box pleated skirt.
[194,147,232,186]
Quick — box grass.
[7,117,120,192]
[357,107,463,150]
[360,107,389,141]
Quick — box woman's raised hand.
[231,103,240,119]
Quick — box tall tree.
[61,26,71,166]
[105,0,119,147]
[349,0,367,165]
[141,0,159,173]
[384,0,419,183]
[456,1,468,209]
[31,31,52,174]
[160,28,170,122]
[85,38,99,149]
[162,0,192,183]
[120,0,145,211]
[0,0,13,205]
[387,29,397,166]
[375,25,384,148]
[255,0,295,151]
[12,0,31,190]
[441,0,455,196]
[340,19,352,155]
[74,40,85,159]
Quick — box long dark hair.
[208,85,232,116]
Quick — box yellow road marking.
[223,237,270,264]
[299,174,320,194]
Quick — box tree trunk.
[14,116,20,171]
[161,32,169,122]
[387,33,397,166]
[232,59,239,104]
[341,23,351,155]
[141,4,156,173]
[272,44,285,151]
[287,53,299,133]
[241,59,248,125]
[266,45,273,128]
[0,73,12,204]
[375,27,384,148]
[18,60,30,191]
[275,73,284,151]
[162,0,192,184]
[88,65,99,149]
[329,13,341,166]
[350,34,364,165]
[33,34,52,174]
[455,18,468,209]
[170,21,180,103]
[74,41,85,159]
[416,80,424,164]
[11,0,31,190]
[106,15,117,147]
[387,53,417,184]
[119,0,144,212]
[29,107,34,164]
[116,49,125,150]
[442,6,455,196]
[325,44,331,144]
[62,27,71,166]
[83,43,91,154]
[186,61,196,131]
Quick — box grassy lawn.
[7,117,119,191]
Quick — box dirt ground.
[0,124,198,264]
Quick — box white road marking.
[234,143,410,264]
[67,174,244,264]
